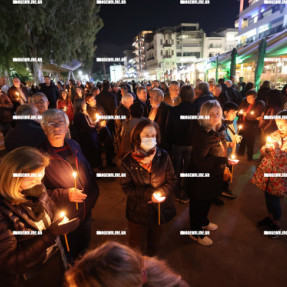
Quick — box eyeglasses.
[45,121,66,128]
[34,100,47,105]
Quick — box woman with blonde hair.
[0,146,79,287]
[65,241,190,287]
[185,100,238,246]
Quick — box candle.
[153,192,166,225]
[266,136,273,148]
[59,211,70,252]
[72,171,78,210]
[239,109,243,115]
[63,106,67,112]
[15,92,20,100]
[250,111,254,115]
[94,113,101,123]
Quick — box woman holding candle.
[120,119,177,256]
[73,98,103,169]
[39,109,99,262]
[252,111,287,238]
[238,90,265,161]
[56,90,74,123]
[186,100,238,246]
[258,89,282,144]
[0,147,79,286]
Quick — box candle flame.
[153,192,166,202]
[251,111,254,115]
[60,211,66,218]
[231,154,236,160]
[72,171,77,178]
[15,92,19,96]
[238,125,242,130]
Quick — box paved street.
[91,156,287,287]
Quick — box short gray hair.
[41,109,69,128]
[149,88,164,102]
[16,104,38,116]
[196,82,209,94]
[121,93,134,104]
[32,92,48,102]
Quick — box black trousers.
[238,126,257,160]
[61,212,91,264]
[99,126,114,165]
[128,221,162,256]
[189,199,212,238]
[265,191,282,221]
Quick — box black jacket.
[186,122,228,200]
[215,91,230,107]
[5,120,46,151]
[134,97,151,118]
[226,87,242,105]
[96,90,118,116]
[120,148,177,225]
[167,101,196,146]
[40,83,60,109]
[257,87,271,102]
[193,92,215,115]
[152,101,171,151]
[238,98,265,128]
[38,138,99,220]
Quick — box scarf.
[131,146,157,173]
[20,184,49,227]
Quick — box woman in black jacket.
[73,98,102,169]
[120,119,177,256]
[238,90,265,160]
[0,147,79,287]
[186,100,237,246]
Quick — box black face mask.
[21,184,44,201]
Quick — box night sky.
[93,0,249,72]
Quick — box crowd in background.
[0,74,287,286]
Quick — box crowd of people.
[0,74,286,286]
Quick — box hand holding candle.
[228,154,239,165]
[152,191,166,226]
[72,172,79,210]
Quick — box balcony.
[147,56,155,61]
[163,55,172,59]
[163,42,172,47]
[147,45,154,51]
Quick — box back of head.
[16,104,37,116]
[179,85,194,103]
[196,82,209,95]
[266,89,282,107]
[65,241,142,287]
[130,102,144,118]
[103,81,110,91]
[261,80,271,89]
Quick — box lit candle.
[230,154,239,164]
[153,191,166,225]
[63,106,67,112]
[72,171,78,210]
[15,92,20,100]
[250,111,254,115]
[239,109,243,115]
[94,113,101,123]
[266,136,273,148]
[59,211,70,252]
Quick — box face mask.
[21,184,44,199]
[140,137,157,151]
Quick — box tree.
[0,0,103,85]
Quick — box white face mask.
[140,137,157,151]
